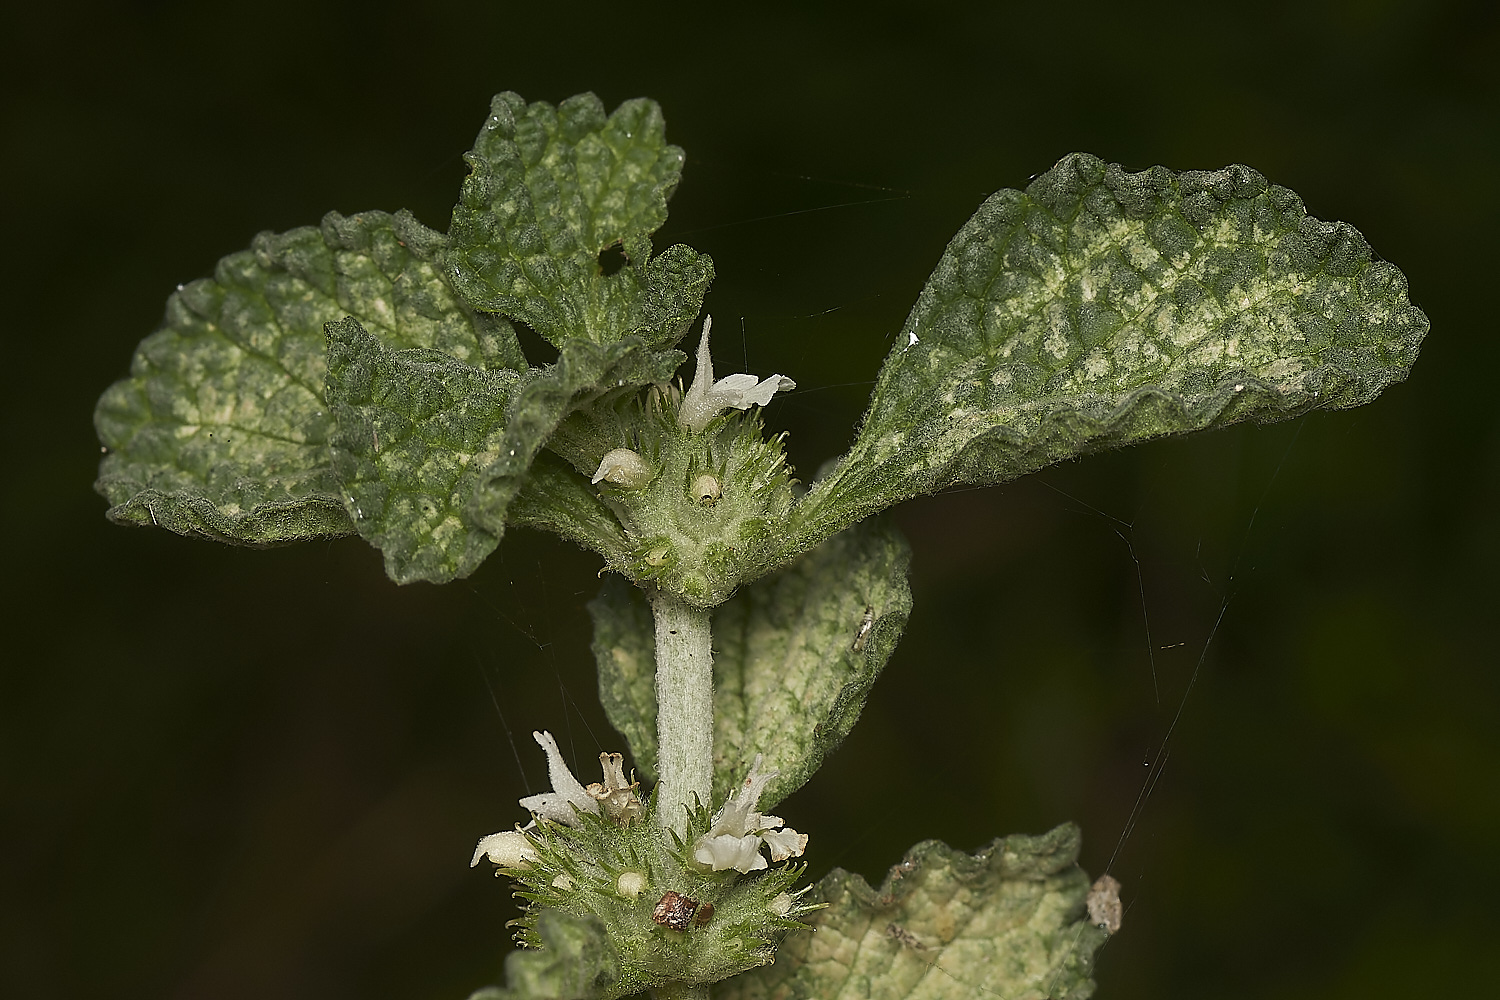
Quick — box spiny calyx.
[546,317,800,607]
[472,736,817,996]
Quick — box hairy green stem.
[651,590,714,838]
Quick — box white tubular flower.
[692,755,809,874]
[591,448,655,488]
[677,316,796,433]
[518,730,600,825]
[469,830,536,870]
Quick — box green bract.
[94,90,1426,1000]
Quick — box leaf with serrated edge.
[588,521,911,810]
[447,92,714,349]
[790,153,1428,551]
[95,210,524,545]
[466,908,619,1000]
[324,318,527,584]
[464,338,683,549]
[718,824,1108,1000]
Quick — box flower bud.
[592,448,655,488]
[691,474,723,505]
[616,871,648,899]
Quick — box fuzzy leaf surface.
[718,824,1107,1000]
[448,92,713,349]
[95,210,523,544]
[464,338,683,550]
[589,521,912,810]
[712,519,912,808]
[792,153,1429,548]
[323,318,526,584]
[466,908,618,1000]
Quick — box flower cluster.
[693,755,808,874]
[470,730,642,870]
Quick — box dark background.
[4,1,1497,997]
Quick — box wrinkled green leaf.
[589,521,912,809]
[467,908,618,1000]
[464,338,683,547]
[324,318,527,584]
[447,92,714,349]
[791,153,1428,548]
[712,519,912,808]
[95,210,523,544]
[718,824,1108,1000]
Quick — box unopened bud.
[691,473,723,505]
[616,871,648,899]
[592,448,655,488]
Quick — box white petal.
[706,754,781,838]
[470,830,536,868]
[678,316,795,431]
[521,730,598,824]
[518,791,581,824]
[695,832,769,873]
[762,827,809,862]
[736,754,778,813]
[678,318,719,431]
[708,373,795,410]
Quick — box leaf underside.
[792,152,1429,549]
[718,824,1108,1000]
[95,210,521,546]
[447,91,713,350]
[590,520,913,810]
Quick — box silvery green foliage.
[95,94,701,583]
[447,92,714,349]
[789,154,1428,551]
[324,317,527,583]
[95,210,521,545]
[94,91,1425,1000]
[718,824,1108,1000]
[95,101,1425,598]
[591,520,913,809]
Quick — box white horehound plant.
[94,91,1427,999]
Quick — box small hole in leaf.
[597,243,628,277]
[510,318,558,365]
